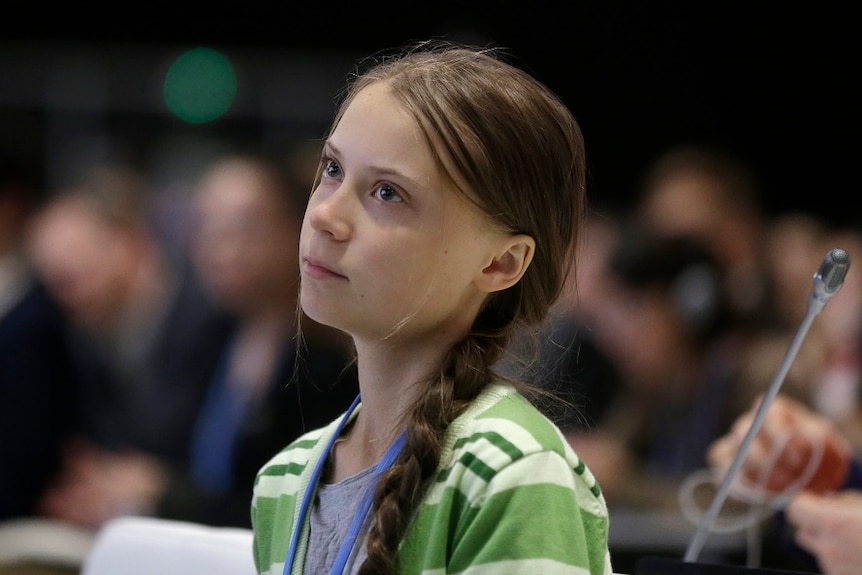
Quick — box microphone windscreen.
[818,247,850,294]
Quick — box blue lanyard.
[282,394,406,575]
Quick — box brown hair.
[60,164,150,231]
[323,40,587,574]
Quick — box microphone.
[809,247,851,314]
[682,247,851,564]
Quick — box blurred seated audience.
[632,143,779,337]
[25,162,235,528]
[168,149,358,527]
[569,226,759,509]
[589,142,862,506]
[0,147,79,522]
[758,214,862,444]
[24,149,360,531]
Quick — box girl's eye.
[323,159,341,179]
[375,184,403,203]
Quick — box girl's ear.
[475,234,535,293]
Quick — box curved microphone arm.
[684,247,851,563]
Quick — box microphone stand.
[683,248,850,563]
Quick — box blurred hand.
[38,439,167,528]
[787,490,862,575]
[707,394,851,495]
[566,432,635,499]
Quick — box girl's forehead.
[333,85,434,173]
[339,82,412,135]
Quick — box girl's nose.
[306,184,352,241]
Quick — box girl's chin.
[299,301,343,330]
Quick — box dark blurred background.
[3,2,856,225]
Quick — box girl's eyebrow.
[322,140,339,156]
[324,141,425,190]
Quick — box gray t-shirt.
[304,465,376,575]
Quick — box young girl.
[251,41,613,575]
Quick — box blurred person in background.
[166,148,358,527]
[814,226,862,446]
[708,393,862,574]
[576,226,755,510]
[620,142,862,571]
[636,142,862,449]
[624,142,806,423]
[0,147,79,523]
[26,162,235,529]
[761,213,830,333]
[756,214,862,447]
[633,143,778,336]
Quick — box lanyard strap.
[282,394,406,575]
[329,430,406,573]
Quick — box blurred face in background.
[27,196,141,330]
[596,283,686,391]
[190,158,301,315]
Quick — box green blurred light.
[163,47,237,124]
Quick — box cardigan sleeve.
[446,450,611,575]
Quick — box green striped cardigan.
[251,382,613,574]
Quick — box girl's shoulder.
[439,382,595,484]
[451,381,571,455]
[435,381,607,514]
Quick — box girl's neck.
[327,339,439,481]
[353,338,443,420]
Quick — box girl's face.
[299,81,505,345]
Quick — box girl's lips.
[303,258,347,280]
